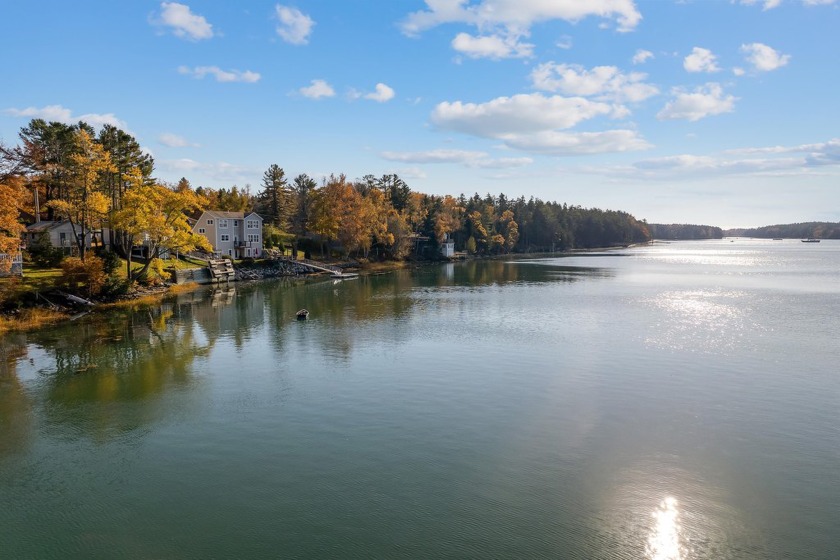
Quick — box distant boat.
[296,309,309,320]
[801,238,821,243]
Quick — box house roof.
[203,210,246,219]
[25,220,66,233]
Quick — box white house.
[192,211,263,258]
[24,220,91,252]
[440,234,455,258]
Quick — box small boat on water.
[296,309,309,320]
[801,238,821,243]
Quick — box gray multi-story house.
[192,210,263,258]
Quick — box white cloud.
[683,47,720,73]
[556,35,573,50]
[725,138,840,166]
[178,65,261,83]
[732,67,746,76]
[299,79,335,99]
[451,32,533,59]
[740,43,791,72]
[380,149,533,168]
[159,132,197,147]
[364,83,395,103]
[432,93,613,136]
[275,5,314,45]
[401,0,643,36]
[802,0,837,5]
[430,93,650,155]
[501,129,651,155]
[156,2,214,40]
[4,104,128,130]
[381,149,488,164]
[734,0,782,9]
[657,83,737,121]
[632,49,654,64]
[530,62,658,103]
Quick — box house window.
[246,249,251,257]
[219,219,229,228]
[207,219,214,225]
[220,234,230,242]
[247,220,259,229]
[234,220,239,227]
[198,228,205,234]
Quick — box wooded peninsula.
[0,118,835,330]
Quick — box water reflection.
[647,497,686,560]
[1,299,214,449]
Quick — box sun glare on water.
[646,497,687,560]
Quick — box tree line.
[2,118,654,278]
[647,223,723,240]
[725,222,840,239]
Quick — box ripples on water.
[1,239,839,559]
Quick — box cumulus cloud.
[632,49,654,64]
[155,2,214,40]
[432,93,613,135]
[530,62,658,103]
[364,83,395,102]
[275,5,314,45]
[451,32,533,59]
[657,83,737,121]
[502,129,651,155]
[402,0,642,36]
[178,65,261,83]
[683,47,720,73]
[158,133,198,147]
[430,93,650,155]
[4,104,129,130]
[380,149,533,168]
[740,43,791,72]
[299,79,335,99]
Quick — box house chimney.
[33,184,40,223]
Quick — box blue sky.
[1,0,838,228]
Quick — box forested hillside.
[725,222,840,239]
[648,223,723,240]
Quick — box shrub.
[58,256,106,297]
[99,275,129,298]
[95,248,121,275]
[27,233,65,267]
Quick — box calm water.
[1,239,839,559]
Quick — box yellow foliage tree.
[112,175,211,283]
[0,176,25,273]
[47,130,114,261]
[434,195,464,244]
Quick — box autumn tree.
[0,143,25,272]
[18,119,80,220]
[98,125,154,258]
[497,210,519,253]
[47,129,114,261]
[433,195,464,245]
[112,175,211,282]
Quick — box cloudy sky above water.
[2,1,838,228]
